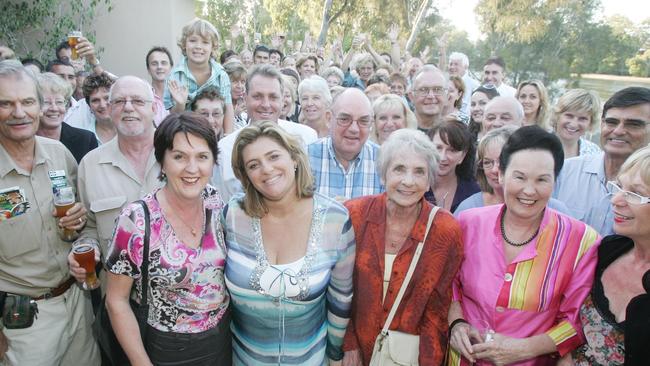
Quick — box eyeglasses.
[480,158,499,170]
[603,117,648,131]
[607,181,650,205]
[42,99,66,108]
[110,98,152,108]
[335,115,372,128]
[199,111,224,119]
[413,87,447,97]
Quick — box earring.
[161,172,167,180]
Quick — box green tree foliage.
[0,0,111,62]
[627,49,650,77]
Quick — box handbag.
[93,200,151,366]
[369,207,438,366]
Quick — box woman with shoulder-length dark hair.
[343,129,463,365]
[448,126,601,366]
[103,112,231,365]
[426,118,480,212]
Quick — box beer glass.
[67,31,82,60]
[72,243,100,290]
[54,186,79,241]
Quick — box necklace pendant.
[191,228,197,236]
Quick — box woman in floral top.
[570,146,650,366]
[105,112,231,365]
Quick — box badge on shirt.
[0,186,30,221]
[48,170,69,194]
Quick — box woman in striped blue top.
[222,122,355,365]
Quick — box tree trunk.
[405,0,432,52]
[318,0,334,46]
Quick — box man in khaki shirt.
[75,75,162,258]
[0,61,99,365]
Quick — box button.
[496,306,505,313]
[504,273,513,282]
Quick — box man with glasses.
[75,76,162,258]
[409,65,448,133]
[554,87,650,235]
[308,88,383,200]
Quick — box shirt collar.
[368,192,433,243]
[0,136,50,178]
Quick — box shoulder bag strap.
[136,200,151,309]
[379,206,439,335]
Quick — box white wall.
[93,0,195,80]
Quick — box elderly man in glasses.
[554,87,650,236]
[308,87,384,201]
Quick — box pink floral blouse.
[106,186,229,333]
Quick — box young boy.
[164,18,233,133]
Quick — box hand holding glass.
[72,243,100,290]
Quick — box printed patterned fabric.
[106,186,229,333]
[572,295,625,365]
[222,192,355,365]
[448,204,600,366]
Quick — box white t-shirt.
[497,83,517,98]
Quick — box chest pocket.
[0,211,42,260]
[90,196,127,243]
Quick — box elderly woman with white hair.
[342,129,463,365]
[298,75,332,137]
[321,66,345,88]
[371,94,417,144]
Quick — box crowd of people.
[0,16,649,366]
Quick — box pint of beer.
[67,31,82,60]
[72,244,100,290]
[54,186,79,241]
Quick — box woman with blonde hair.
[517,80,549,129]
[551,89,602,159]
[224,122,354,365]
[370,94,417,144]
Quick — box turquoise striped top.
[222,192,355,365]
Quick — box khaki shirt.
[0,137,78,297]
[77,138,161,256]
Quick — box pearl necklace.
[500,208,540,247]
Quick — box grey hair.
[0,60,42,104]
[377,128,439,186]
[298,75,332,108]
[246,64,284,96]
[449,52,470,67]
[36,72,73,101]
[108,75,154,102]
[410,64,448,91]
[476,125,518,193]
[485,96,525,122]
[320,66,344,84]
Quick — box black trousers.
[145,310,232,366]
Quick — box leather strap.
[33,277,76,300]
[137,200,151,309]
[380,206,439,335]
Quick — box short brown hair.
[82,73,114,105]
[232,122,314,217]
[154,112,219,181]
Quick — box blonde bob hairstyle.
[177,18,220,58]
[617,144,650,188]
[370,94,417,144]
[551,89,602,133]
[231,121,314,217]
[36,72,73,101]
[516,79,549,129]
